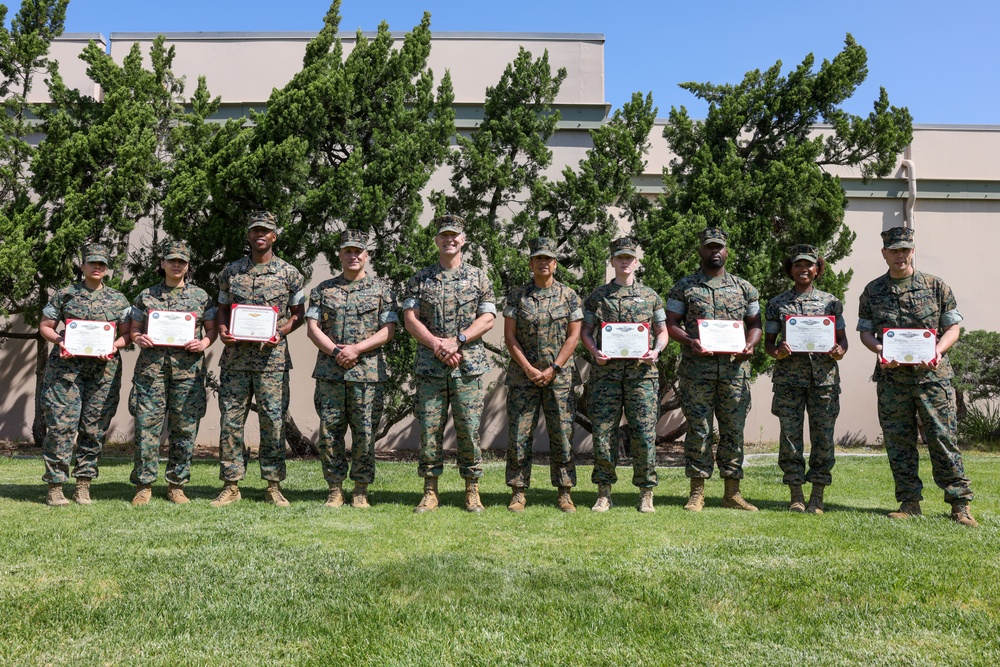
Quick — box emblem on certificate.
[230,304,279,342]
[785,315,835,353]
[881,328,937,365]
[63,319,116,357]
[697,319,746,353]
[147,310,198,347]
[601,322,650,359]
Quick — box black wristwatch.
[457,333,468,347]
[551,363,563,374]
[331,345,342,357]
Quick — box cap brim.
[885,242,914,250]
[437,225,463,234]
[83,255,109,264]
[340,243,366,250]
[530,251,557,258]
[790,254,818,264]
[164,253,189,261]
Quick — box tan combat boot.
[591,484,612,512]
[805,483,826,515]
[413,478,439,513]
[131,484,152,506]
[683,478,705,512]
[950,500,979,527]
[210,482,241,507]
[507,487,526,513]
[73,478,93,505]
[788,484,806,513]
[46,483,70,507]
[325,482,345,508]
[887,501,921,520]
[264,481,291,507]
[637,488,655,514]
[556,486,576,513]
[722,478,758,512]
[166,483,190,504]
[465,479,484,513]
[351,483,370,509]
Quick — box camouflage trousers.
[771,384,839,486]
[505,382,577,489]
[314,379,384,485]
[877,380,973,504]
[587,374,658,488]
[41,359,122,483]
[679,375,750,480]
[414,374,484,480]
[128,367,207,486]
[218,369,289,482]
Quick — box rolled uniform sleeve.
[305,286,322,321]
[476,271,497,316]
[380,281,399,325]
[857,288,874,332]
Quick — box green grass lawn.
[1,452,998,667]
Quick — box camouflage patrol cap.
[82,243,110,264]
[528,237,559,259]
[699,227,728,247]
[435,214,466,234]
[881,226,915,250]
[788,244,819,264]
[247,211,278,231]
[339,229,369,250]
[609,236,639,258]
[162,240,191,262]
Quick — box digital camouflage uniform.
[129,281,216,486]
[765,286,844,486]
[858,247,971,505]
[217,255,305,482]
[41,282,131,483]
[667,268,760,480]
[584,274,665,489]
[403,260,497,481]
[504,278,583,489]
[307,271,397,485]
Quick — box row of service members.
[35,215,977,526]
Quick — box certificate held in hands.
[697,319,746,353]
[147,310,197,347]
[881,328,937,365]
[63,319,116,357]
[785,315,836,353]
[230,304,279,342]
[601,322,650,359]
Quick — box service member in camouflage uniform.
[403,215,497,513]
[666,227,763,512]
[857,226,976,527]
[38,243,133,506]
[128,241,217,506]
[212,212,306,507]
[306,229,397,509]
[764,244,848,514]
[503,237,583,513]
[580,237,669,514]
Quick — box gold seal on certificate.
[697,319,746,353]
[881,328,937,365]
[600,322,650,359]
[785,315,836,353]
[63,319,116,357]
[230,304,278,341]
[147,310,197,347]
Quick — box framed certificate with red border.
[785,315,836,353]
[230,304,279,342]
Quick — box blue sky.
[9,0,999,124]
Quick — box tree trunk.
[33,334,47,446]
